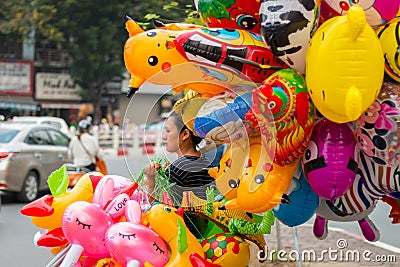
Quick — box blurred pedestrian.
[68,119,103,171]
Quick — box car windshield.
[0,129,20,143]
[11,120,36,124]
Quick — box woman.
[68,119,103,171]
[144,111,215,238]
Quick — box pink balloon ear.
[93,177,115,208]
[125,200,142,224]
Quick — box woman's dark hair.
[170,111,203,147]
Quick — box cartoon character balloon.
[60,177,117,266]
[355,82,400,166]
[196,0,262,33]
[306,4,384,123]
[208,138,249,200]
[320,0,400,27]
[302,118,358,200]
[105,200,169,267]
[259,0,321,74]
[313,152,381,242]
[376,17,400,83]
[220,136,297,213]
[124,18,286,98]
[20,171,103,247]
[142,204,220,267]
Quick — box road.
[0,154,399,266]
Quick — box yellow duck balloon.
[306,4,384,123]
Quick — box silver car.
[0,123,70,202]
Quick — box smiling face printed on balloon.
[321,0,400,27]
[105,222,169,266]
[62,201,113,258]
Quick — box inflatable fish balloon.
[196,0,262,33]
[306,4,384,123]
[250,69,315,166]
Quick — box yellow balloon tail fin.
[345,86,362,121]
[347,5,366,40]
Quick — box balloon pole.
[127,260,140,267]
[60,244,83,267]
[275,220,282,251]
[46,244,71,267]
[292,226,302,267]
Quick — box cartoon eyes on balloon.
[356,99,400,165]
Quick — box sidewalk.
[248,223,400,267]
[103,149,400,267]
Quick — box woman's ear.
[181,129,191,141]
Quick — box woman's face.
[162,117,180,153]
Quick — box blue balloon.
[194,92,252,138]
[273,162,319,227]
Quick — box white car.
[12,116,71,137]
[0,123,71,202]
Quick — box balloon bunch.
[21,166,271,267]
[123,0,400,245]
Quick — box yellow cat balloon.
[306,4,384,123]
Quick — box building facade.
[0,33,176,127]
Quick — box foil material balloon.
[124,18,286,98]
[250,68,315,166]
[62,201,113,259]
[105,200,169,267]
[173,90,208,133]
[259,0,321,74]
[20,172,103,246]
[273,161,319,227]
[220,136,297,213]
[208,138,250,200]
[313,152,381,242]
[142,204,218,267]
[201,233,250,266]
[320,0,400,27]
[197,0,261,33]
[376,17,400,83]
[306,4,384,123]
[355,82,400,166]
[302,118,358,200]
[194,91,254,143]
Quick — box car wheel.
[17,171,39,202]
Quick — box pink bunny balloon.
[60,177,116,267]
[105,200,169,267]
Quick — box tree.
[0,0,198,122]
